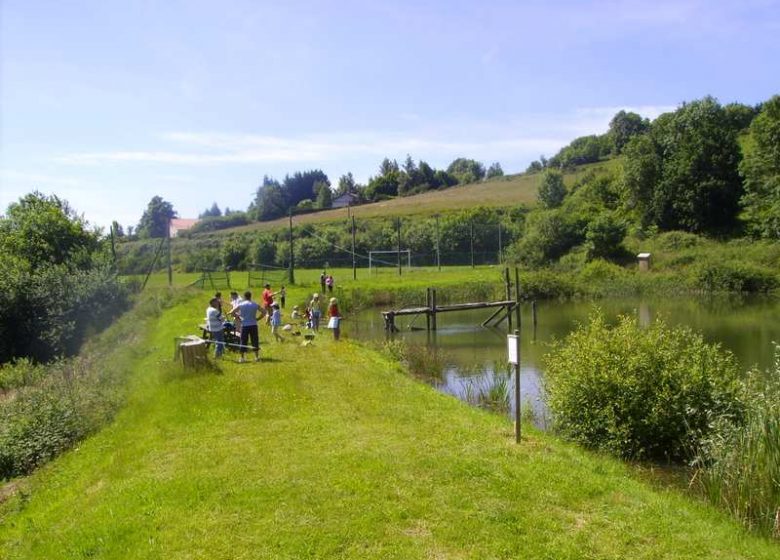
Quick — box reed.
[695,359,780,538]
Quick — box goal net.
[368,250,412,274]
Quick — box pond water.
[346,296,780,425]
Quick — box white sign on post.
[507,334,519,365]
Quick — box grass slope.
[222,161,618,235]
[1,289,775,559]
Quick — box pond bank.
[1,290,776,558]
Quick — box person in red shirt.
[261,283,277,325]
[327,297,342,340]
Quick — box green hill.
[218,160,619,236]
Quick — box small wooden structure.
[637,252,652,272]
[174,335,208,369]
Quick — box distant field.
[224,160,617,234]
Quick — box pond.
[346,295,780,425]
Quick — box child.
[327,297,341,341]
[270,303,283,342]
[291,305,301,320]
[279,285,287,308]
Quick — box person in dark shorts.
[231,291,261,362]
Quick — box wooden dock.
[382,286,518,332]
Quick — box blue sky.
[1,0,778,230]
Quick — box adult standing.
[325,274,334,294]
[320,271,327,294]
[309,293,322,331]
[327,297,342,341]
[205,297,225,358]
[231,291,261,362]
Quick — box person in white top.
[205,297,224,358]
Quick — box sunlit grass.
[1,288,777,558]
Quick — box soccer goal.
[368,250,412,274]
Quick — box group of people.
[291,292,342,340]
[319,271,335,294]
[204,281,343,363]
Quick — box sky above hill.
[1,0,778,230]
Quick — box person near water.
[309,293,322,331]
[327,297,342,340]
[206,297,225,358]
[231,291,261,362]
[270,303,283,342]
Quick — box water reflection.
[348,295,780,426]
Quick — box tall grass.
[695,350,780,538]
[463,364,511,415]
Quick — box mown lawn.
[0,289,776,559]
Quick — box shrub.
[694,261,779,293]
[656,230,703,250]
[585,213,627,261]
[544,312,746,461]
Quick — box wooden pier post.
[426,288,432,332]
[431,289,438,331]
[532,300,538,340]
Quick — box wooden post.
[396,218,402,276]
[470,221,475,269]
[513,329,521,443]
[504,268,512,330]
[352,215,357,281]
[288,210,295,285]
[532,300,537,340]
[426,288,431,332]
[167,217,173,287]
[431,289,438,331]
[497,220,502,265]
[514,267,521,330]
[435,215,441,271]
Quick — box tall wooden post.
[498,220,503,265]
[396,218,402,276]
[504,267,512,330]
[513,329,521,443]
[426,288,431,332]
[288,210,295,284]
[435,214,441,271]
[167,217,172,287]
[351,215,357,280]
[514,267,521,329]
[470,220,475,268]
[431,289,438,331]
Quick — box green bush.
[585,212,627,261]
[694,261,778,293]
[544,312,746,461]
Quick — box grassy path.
[0,292,776,559]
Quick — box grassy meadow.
[1,286,778,558]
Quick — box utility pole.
[498,219,503,265]
[470,220,475,269]
[396,218,402,276]
[351,215,357,280]
[288,210,295,284]
[167,217,173,286]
